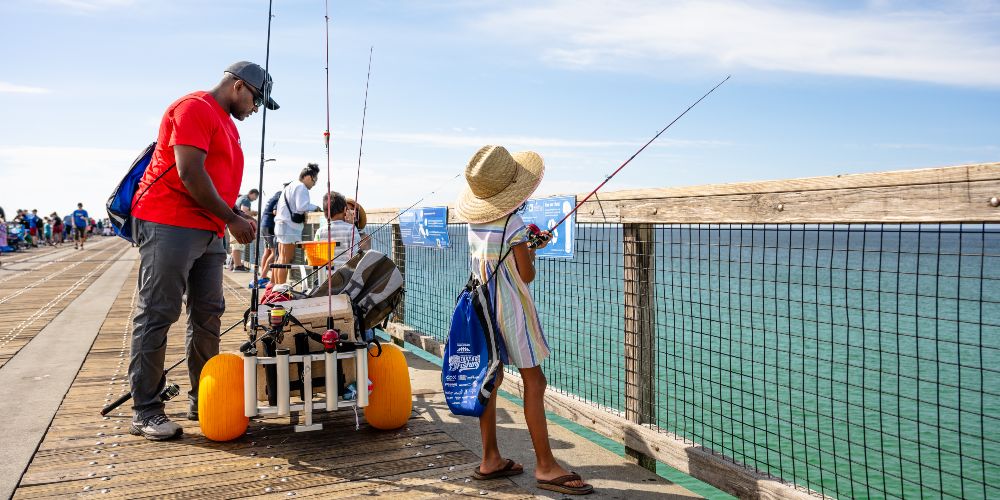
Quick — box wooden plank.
[573,162,1000,200]
[622,224,656,471]
[384,322,827,499]
[609,179,1000,223]
[12,250,532,500]
[0,240,129,370]
[358,163,1000,224]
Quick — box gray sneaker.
[129,414,183,441]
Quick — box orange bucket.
[299,241,336,266]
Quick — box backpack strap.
[484,213,515,314]
[284,312,325,345]
[483,214,514,287]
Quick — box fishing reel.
[159,381,181,402]
[240,304,292,354]
[321,328,349,352]
[526,224,552,249]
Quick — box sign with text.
[399,206,451,248]
[521,195,576,259]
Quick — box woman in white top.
[272,163,320,284]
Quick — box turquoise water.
[373,223,1000,499]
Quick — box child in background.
[51,213,63,246]
[456,145,593,495]
[314,191,370,267]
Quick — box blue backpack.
[106,142,173,243]
[442,276,507,416]
[442,215,513,417]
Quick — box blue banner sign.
[399,206,451,248]
[521,195,576,259]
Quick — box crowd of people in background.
[0,202,108,254]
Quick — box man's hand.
[238,211,258,235]
[228,215,255,244]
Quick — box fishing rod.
[249,0,276,315]
[100,318,244,415]
[322,0,334,329]
[526,75,731,248]
[286,77,731,289]
[348,46,373,260]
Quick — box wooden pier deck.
[1,239,533,499]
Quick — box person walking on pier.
[254,185,285,288]
[456,145,593,495]
[229,189,259,272]
[72,203,89,249]
[127,61,278,441]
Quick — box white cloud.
[0,82,50,94]
[42,0,136,12]
[875,142,1000,151]
[0,145,135,215]
[476,0,1000,87]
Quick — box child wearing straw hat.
[456,145,594,495]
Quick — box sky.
[1,0,998,220]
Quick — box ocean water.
[372,223,1000,499]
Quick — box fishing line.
[527,75,731,247]
[348,46,373,260]
[287,171,463,290]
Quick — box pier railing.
[307,162,1000,499]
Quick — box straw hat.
[455,145,545,224]
[346,198,367,230]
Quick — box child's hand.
[533,230,552,249]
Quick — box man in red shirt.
[128,61,278,440]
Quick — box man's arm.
[174,145,254,243]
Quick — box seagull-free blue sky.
[1,0,998,218]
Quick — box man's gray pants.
[129,219,226,420]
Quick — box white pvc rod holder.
[325,351,337,411]
[356,347,369,407]
[244,353,258,417]
[302,361,313,426]
[276,348,290,416]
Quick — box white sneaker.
[129,414,183,441]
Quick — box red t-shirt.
[132,91,243,236]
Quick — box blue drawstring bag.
[443,214,513,417]
[442,276,507,417]
[106,142,174,243]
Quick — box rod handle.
[101,392,132,416]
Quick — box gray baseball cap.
[224,61,279,110]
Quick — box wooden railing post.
[391,223,406,331]
[623,223,656,472]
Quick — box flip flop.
[536,472,594,495]
[472,458,524,480]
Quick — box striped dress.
[468,213,550,369]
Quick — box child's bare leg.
[478,371,521,473]
[518,366,589,488]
